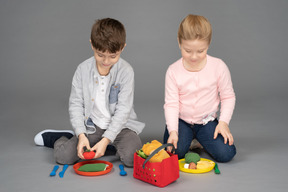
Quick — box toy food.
[137,140,170,163]
[83,149,96,159]
[184,152,201,169]
[188,162,197,169]
[196,161,215,170]
[136,149,148,159]
[78,163,107,172]
[185,152,201,164]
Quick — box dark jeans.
[164,119,236,162]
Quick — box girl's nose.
[191,53,197,59]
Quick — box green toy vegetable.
[214,163,221,174]
[185,152,200,164]
[136,149,148,159]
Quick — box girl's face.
[179,39,209,69]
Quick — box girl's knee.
[213,145,236,163]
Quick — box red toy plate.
[73,160,113,176]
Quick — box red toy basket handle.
[142,143,175,169]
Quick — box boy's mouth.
[102,63,111,67]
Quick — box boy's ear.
[90,39,95,51]
[121,43,127,52]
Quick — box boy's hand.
[214,121,234,145]
[167,131,178,153]
[91,137,111,159]
[77,133,91,159]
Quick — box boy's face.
[92,47,122,74]
[179,39,209,68]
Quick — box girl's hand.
[90,137,110,159]
[167,131,178,152]
[214,121,234,145]
[77,133,91,159]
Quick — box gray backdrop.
[1,0,287,147]
[1,0,288,192]
[1,0,287,139]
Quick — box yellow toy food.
[196,160,215,170]
[141,140,170,163]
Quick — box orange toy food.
[141,140,170,163]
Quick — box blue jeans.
[163,119,236,162]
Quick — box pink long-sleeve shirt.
[164,55,236,133]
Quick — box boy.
[34,18,145,167]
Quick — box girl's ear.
[177,38,181,49]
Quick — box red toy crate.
[133,144,179,187]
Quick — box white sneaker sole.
[34,129,75,146]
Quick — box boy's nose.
[103,57,109,64]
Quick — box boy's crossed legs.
[35,127,141,167]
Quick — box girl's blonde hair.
[178,14,212,45]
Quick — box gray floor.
[1,0,287,191]
[0,98,287,192]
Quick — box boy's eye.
[110,56,116,59]
[98,54,103,57]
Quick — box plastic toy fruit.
[83,149,95,159]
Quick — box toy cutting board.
[179,158,215,173]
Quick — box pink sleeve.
[164,67,179,133]
[218,62,236,125]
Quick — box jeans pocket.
[109,84,120,104]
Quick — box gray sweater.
[69,56,145,142]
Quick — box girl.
[163,14,236,162]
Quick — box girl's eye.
[98,54,103,57]
[198,50,204,53]
[111,56,116,59]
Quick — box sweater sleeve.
[164,67,180,133]
[69,66,87,137]
[218,61,236,125]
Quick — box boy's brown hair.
[90,18,126,53]
[178,14,212,45]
